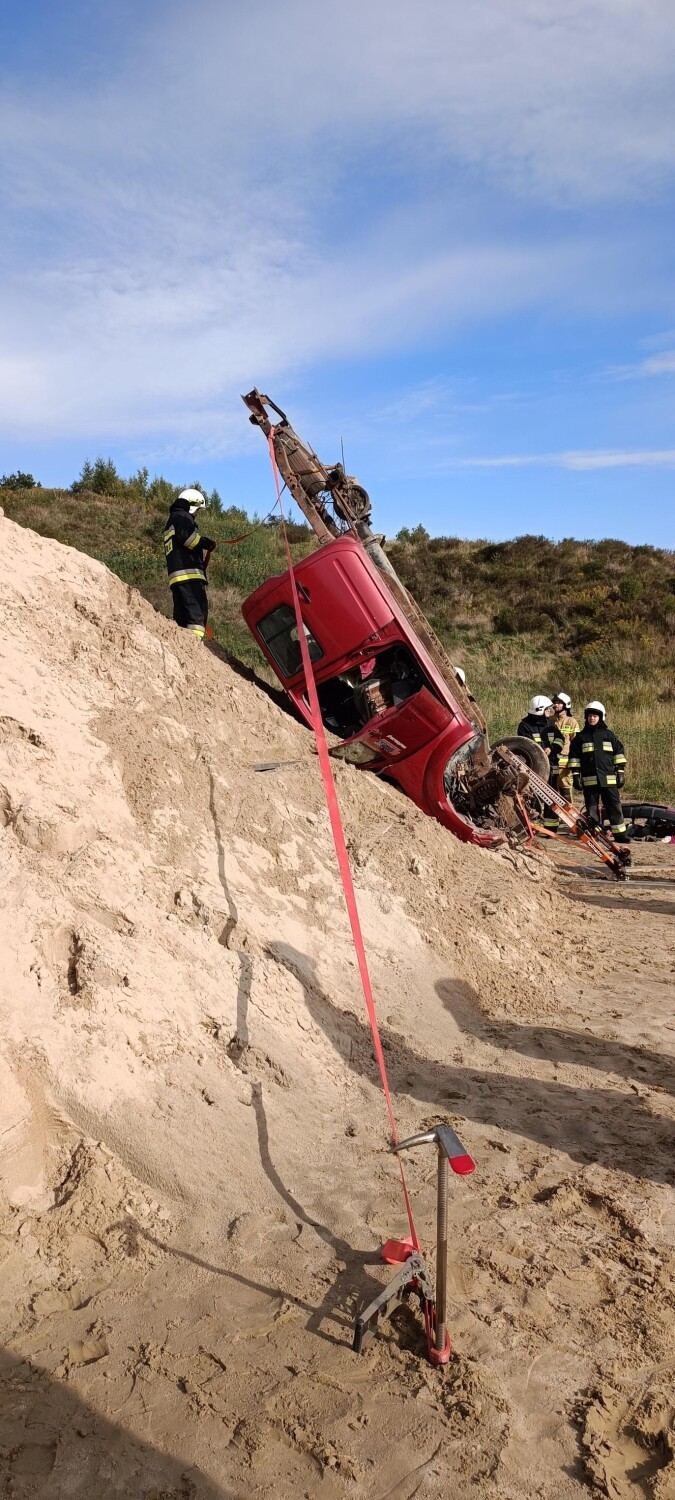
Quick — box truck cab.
[242,535,501,848]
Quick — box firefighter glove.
[573,774,582,791]
[616,770,625,789]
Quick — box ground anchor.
[352,1123,475,1364]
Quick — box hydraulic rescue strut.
[494,746,632,880]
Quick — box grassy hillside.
[2,487,673,802]
[0,485,315,670]
[389,532,675,803]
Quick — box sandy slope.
[1,510,674,1500]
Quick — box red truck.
[243,532,504,847]
[238,391,539,850]
[240,391,630,876]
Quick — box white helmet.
[554,691,572,708]
[528,695,553,714]
[455,667,466,685]
[179,487,206,515]
[585,700,605,717]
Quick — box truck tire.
[492,735,550,781]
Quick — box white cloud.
[367,379,488,426]
[457,449,675,470]
[1,0,675,454]
[609,349,675,378]
[0,205,587,444]
[641,351,675,375]
[147,0,675,203]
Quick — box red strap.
[266,431,421,1253]
[218,529,260,546]
[213,502,282,548]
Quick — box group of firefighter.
[517,693,628,844]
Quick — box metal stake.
[435,1140,449,1355]
[391,1122,476,1366]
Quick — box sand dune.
[1,509,674,1498]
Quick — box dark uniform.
[517,712,565,830]
[163,498,215,640]
[566,717,628,842]
[517,712,563,757]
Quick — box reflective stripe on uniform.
[605,775,617,785]
[567,759,580,769]
[186,624,205,637]
[614,754,627,765]
[611,822,626,833]
[163,526,175,540]
[582,742,594,751]
[532,733,542,743]
[602,741,613,750]
[185,529,201,550]
[168,568,206,585]
[583,776,598,786]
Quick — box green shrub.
[0,471,40,489]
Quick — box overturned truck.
[240,391,630,878]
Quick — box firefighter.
[517,696,564,830]
[163,488,216,640]
[566,702,628,843]
[517,696,563,756]
[551,692,580,798]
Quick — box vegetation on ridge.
[389,529,675,803]
[2,458,673,802]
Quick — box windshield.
[257,603,323,679]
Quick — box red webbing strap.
[206,501,281,550]
[267,430,421,1254]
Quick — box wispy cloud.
[457,450,675,471]
[0,193,588,444]
[150,0,675,205]
[1,0,675,457]
[608,350,675,379]
[368,379,489,426]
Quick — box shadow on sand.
[268,942,675,1187]
[0,1346,231,1498]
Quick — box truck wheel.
[492,735,550,781]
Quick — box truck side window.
[257,603,323,679]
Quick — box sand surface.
[1,510,674,1499]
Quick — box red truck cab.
[242,536,501,847]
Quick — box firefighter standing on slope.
[566,702,629,844]
[163,488,216,640]
[551,692,580,798]
[517,695,565,830]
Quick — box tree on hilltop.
[0,471,41,489]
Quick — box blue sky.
[1,1,675,546]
